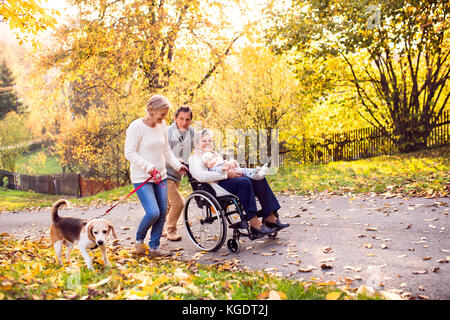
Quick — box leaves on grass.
[0,234,367,300]
[257,290,287,300]
[325,291,341,300]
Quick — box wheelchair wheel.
[227,238,240,253]
[184,191,227,252]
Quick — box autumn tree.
[54,97,141,184]
[40,0,247,103]
[267,0,450,153]
[190,46,303,165]
[0,60,22,119]
[0,0,59,45]
[35,0,254,181]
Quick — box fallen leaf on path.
[319,258,336,263]
[264,267,278,272]
[298,266,317,272]
[344,266,362,272]
[412,269,428,274]
[322,247,333,254]
[288,260,301,266]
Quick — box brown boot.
[148,248,172,258]
[130,243,147,255]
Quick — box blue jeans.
[134,179,168,250]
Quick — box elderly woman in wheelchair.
[184,129,289,253]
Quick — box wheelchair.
[183,167,279,254]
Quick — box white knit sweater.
[188,153,231,197]
[124,118,182,184]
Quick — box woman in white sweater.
[124,94,187,257]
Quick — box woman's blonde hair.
[146,94,171,113]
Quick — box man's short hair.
[174,105,193,120]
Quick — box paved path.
[0,194,449,299]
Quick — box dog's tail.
[51,199,70,223]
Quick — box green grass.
[1,146,448,213]
[15,148,63,175]
[0,188,62,212]
[267,145,449,197]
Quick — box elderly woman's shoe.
[263,219,290,231]
[250,224,276,235]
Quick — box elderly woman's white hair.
[146,94,171,114]
[193,129,214,151]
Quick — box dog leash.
[96,169,165,218]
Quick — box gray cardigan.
[166,122,195,182]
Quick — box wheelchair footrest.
[229,221,248,230]
[248,233,266,241]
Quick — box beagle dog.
[50,199,117,270]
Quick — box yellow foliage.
[1,0,59,46]
[326,291,342,300]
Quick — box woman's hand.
[148,167,157,176]
[226,169,243,178]
[178,164,188,175]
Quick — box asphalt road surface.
[1,194,448,300]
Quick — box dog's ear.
[87,222,96,242]
[107,222,117,239]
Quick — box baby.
[201,151,268,181]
